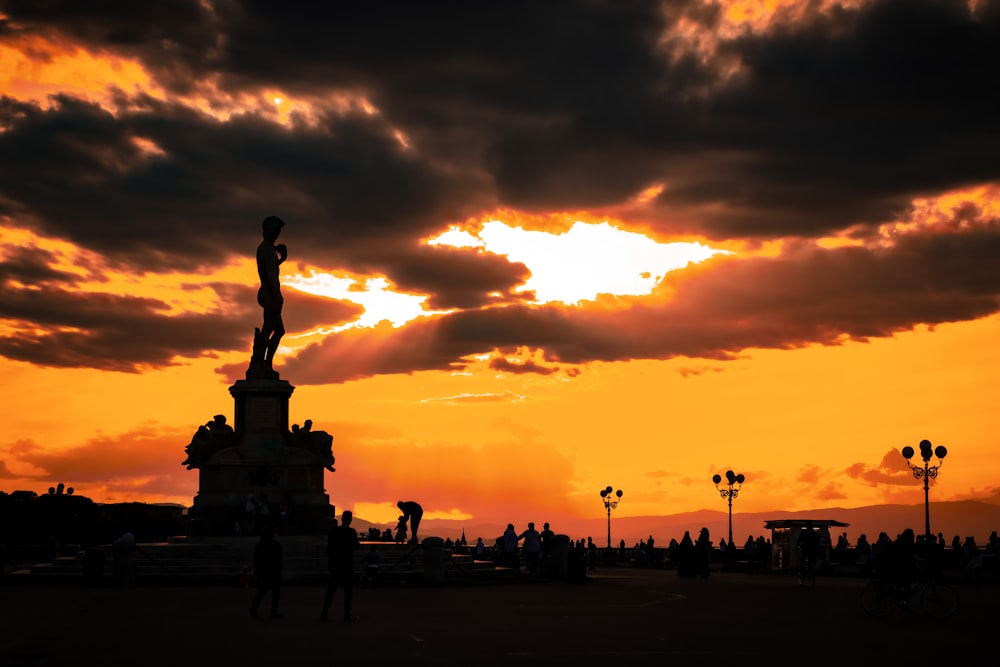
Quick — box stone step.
[7,539,504,585]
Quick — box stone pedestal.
[421,537,446,585]
[187,378,332,535]
[552,534,570,580]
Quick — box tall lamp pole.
[712,470,745,546]
[901,439,947,539]
[599,486,623,549]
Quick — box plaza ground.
[2,569,996,666]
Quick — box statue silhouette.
[248,215,287,379]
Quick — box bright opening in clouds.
[430,221,731,305]
[283,272,445,332]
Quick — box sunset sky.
[1,0,999,531]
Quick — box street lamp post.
[901,439,948,539]
[712,470,745,546]
[599,486,623,549]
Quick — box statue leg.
[251,327,268,362]
[262,312,285,363]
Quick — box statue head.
[262,215,285,240]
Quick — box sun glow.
[283,271,450,332]
[428,220,731,305]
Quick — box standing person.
[519,522,542,574]
[696,527,712,578]
[540,522,554,561]
[394,515,408,543]
[396,500,423,544]
[678,531,694,577]
[322,510,360,622]
[250,523,282,619]
[503,524,520,572]
[796,523,820,585]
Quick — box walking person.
[250,523,282,619]
[321,510,360,622]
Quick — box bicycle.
[861,575,957,618]
[797,554,817,587]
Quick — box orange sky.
[1,1,999,535]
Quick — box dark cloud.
[345,244,532,310]
[488,356,559,376]
[0,0,219,92]
[0,267,357,371]
[0,94,493,274]
[845,448,921,487]
[2,0,998,245]
[1,0,999,377]
[0,245,83,285]
[669,0,1000,237]
[277,218,1000,383]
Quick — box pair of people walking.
[249,511,361,622]
[322,510,360,622]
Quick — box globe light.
[899,439,949,538]
[712,469,746,545]
[599,486,624,549]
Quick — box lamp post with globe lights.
[901,439,947,539]
[712,470,745,546]
[599,486,623,549]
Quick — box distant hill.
[355,500,1000,546]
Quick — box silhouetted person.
[112,529,136,586]
[396,500,423,544]
[394,515,408,543]
[886,528,917,607]
[362,544,380,587]
[695,527,712,578]
[797,525,820,562]
[322,510,360,622]
[503,524,520,572]
[540,522,554,560]
[678,531,695,577]
[519,522,541,574]
[250,523,282,619]
[755,535,768,571]
[251,215,287,377]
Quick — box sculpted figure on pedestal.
[182,415,236,469]
[291,419,336,472]
[248,215,287,379]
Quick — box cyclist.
[881,528,917,608]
